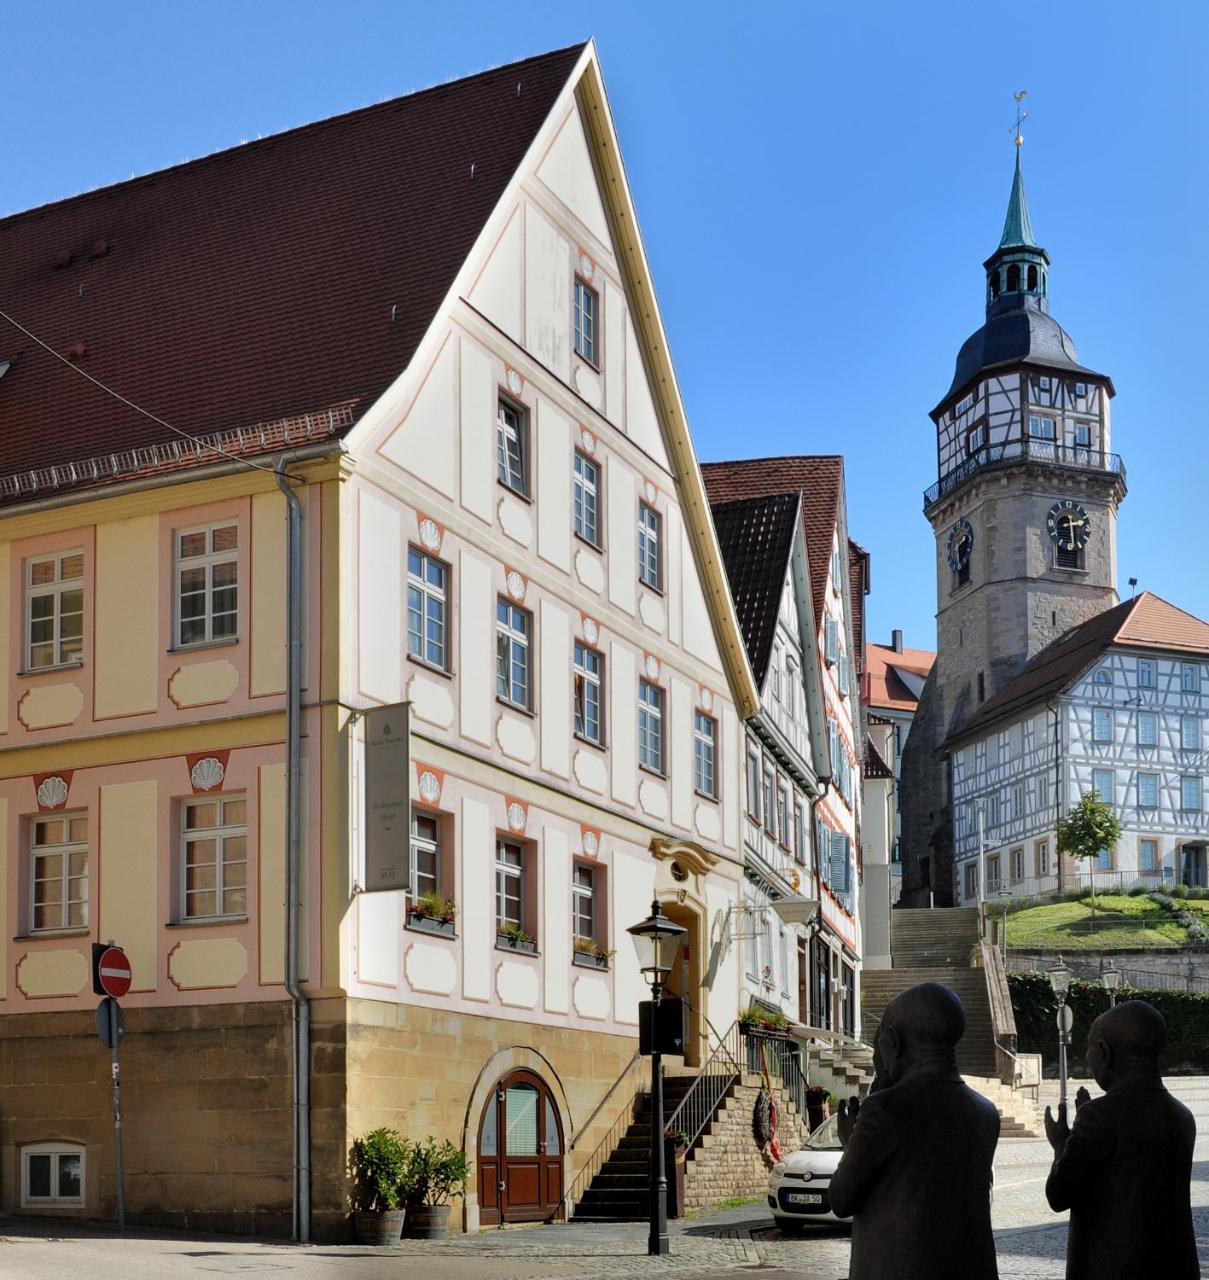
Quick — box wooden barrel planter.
[404,1204,452,1238]
[354,1208,405,1245]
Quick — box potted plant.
[348,1127,411,1245]
[663,1128,689,1219]
[497,925,537,954]
[403,1137,470,1238]
[572,937,613,970]
[407,892,457,938]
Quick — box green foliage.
[1056,790,1123,866]
[348,1128,411,1213]
[1004,898,1187,950]
[1007,973,1209,1073]
[406,1137,469,1207]
[739,1007,789,1031]
[499,926,535,947]
[410,892,457,922]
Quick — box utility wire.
[0,304,302,478]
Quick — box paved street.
[2,1078,1207,1280]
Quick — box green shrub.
[348,1128,411,1213]
[406,1137,469,1207]
[1173,883,1190,900]
[1126,884,1149,897]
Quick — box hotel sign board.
[364,703,410,892]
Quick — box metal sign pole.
[111,1002,126,1231]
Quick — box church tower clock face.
[947,519,974,571]
[1046,499,1091,551]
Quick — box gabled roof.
[864,739,893,780]
[701,456,844,625]
[0,44,585,493]
[865,640,936,714]
[709,492,800,687]
[946,592,1209,747]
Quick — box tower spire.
[984,90,1047,313]
[999,142,1038,250]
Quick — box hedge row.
[1007,972,1209,1074]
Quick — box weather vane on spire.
[1011,90,1028,148]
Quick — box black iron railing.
[924,439,1125,509]
[663,1020,742,1148]
[744,1029,810,1121]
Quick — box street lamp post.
[1047,955,1074,1115]
[628,900,687,1258]
[1102,961,1123,1008]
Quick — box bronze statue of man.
[830,982,1000,1280]
[1045,999,1198,1279]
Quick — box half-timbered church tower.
[900,134,1128,905]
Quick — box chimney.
[892,629,904,653]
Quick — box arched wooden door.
[476,1069,564,1225]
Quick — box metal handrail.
[664,1020,742,1148]
[744,1028,811,1120]
[563,1051,646,1220]
[569,1050,641,1151]
[924,439,1125,509]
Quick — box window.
[1010,847,1024,884]
[762,768,777,837]
[1181,776,1202,813]
[1137,773,1159,810]
[21,1144,84,1208]
[1138,658,1156,689]
[839,655,850,696]
[831,546,843,593]
[777,786,790,850]
[1012,784,1025,821]
[1092,708,1113,743]
[967,423,985,454]
[693,712,717,798]
[771,653,782,702]
[497,397,528,496]
[573,278,598,365]
[182,796,247,920]
[407,548,448,670]
[573,452,600,546]
[1075,382,1087,399]
[637,504,662,591]
[30,813,88,932]
[1035,839,1050,877]
[1039,376,1051,393]
[572,864,595,941]
[176,524,238,646]
[1093,667,1113,688]
[824,617,839,664]
[794,803,807,866]
[26,551,84,670]
[1074,423,1092,448]
[963,862,979,901]
[1140,839,1159,874]
[1096,847,1113,872]
[988,792,1001,829]
[573,643,604,745]
[638,681,665,774]
[495,839,525,933]
[1182,663,1200,693]
[1028,415,1056,440]
[1056,544,1083,570]
[746,749,761,823]
[410,811,440,899]
[1181,716,1201,751]
[1092,769,1115,805]
[1137,711,1158,748]
[1035,773,1049,813]
[496,600,531,709]
[986,854,1001,894]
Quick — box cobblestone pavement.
[2,1079,1207,1280]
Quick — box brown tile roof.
[0,44,585,495]
[864,640,936,713]
[946,592,1209,747]
[709,492,800,687]
[700,456,843,625]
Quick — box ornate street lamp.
[628,901,687,1258]
[1048,955,1074,1114]
[1102,961,1123,1008]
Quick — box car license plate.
[786,1192,823,1205]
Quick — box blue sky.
[3,2,1206,648]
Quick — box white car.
[767,1113,852,1231]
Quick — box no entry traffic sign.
[92,943,132,999]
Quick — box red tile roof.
[0,45,585,495]
[864,640,936,713]
[700,456,844,626]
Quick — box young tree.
[1056,789,1123,908]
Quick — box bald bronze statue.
[829,982,1000,1280]
[1045,999,1198,1279]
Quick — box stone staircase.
[812,1042,875,1095]
[964,1075,1044,1139]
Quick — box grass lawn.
[1006,898,1187,950]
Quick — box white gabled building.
[948,592,1209,903]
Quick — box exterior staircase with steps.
[964,1076,1044,1139]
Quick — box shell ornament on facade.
[699,687,714,712]
[580,428,595,454]
[190,757,226,792]
[506,570,526,601]
[644,654,660,681]
[578,252,593,280]
[418,771,441,805]
[644,480,657,504]
[36,776,69,809]
[582,616,599,645]
[506,802,527,832]
[418,518,442,551]
[582,829,600,857]
[506,368,523,396]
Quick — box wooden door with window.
[477,1070,564,1225]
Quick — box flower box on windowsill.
[407,910,456,939]
[496,932,538,955]
[572,950,609,971]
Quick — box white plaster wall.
[681,525,722,669]
[524,203,571,381]
[536,107,612,245]
[606,456,636,615]
[604,280,626,426]
[670,675,694,831]
[357,890,401,988]
[379,334,457,498]
[357,489,402,703]
[458,551,493,747]
[610,643,637,806]
[537,399,573,572]
[612,848,651,1024]
[543,827,571,1014]
[468,204,523,344]
[624,319,668,469]
[461,796,493,1001]
[540,599,572,778]
[666,503,683,648]
[459,339,495,524]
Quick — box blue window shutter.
[843,838,853,896]
[830,831,846,888]
[825,618,838,663]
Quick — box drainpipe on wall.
[275,456,310,1243]
[1049,700,1063,893]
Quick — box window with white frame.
[1096,846,1112,872]
[496,396,528,496]
[22,1143,84,1208]
[410,811,440,900]
[1137,711,1158,748]
[496,599,531,709]
[988,792,1001,829]
[1010,847,1024,883]
[1074,423,1092,448]
[1140,838,1159,874]
[182,796,247,919]
[771,652,782,702]
[1181,716,1201,752]
[573,642,604,745]
[794,803,806,866]
[967,422,985,454]
[572,864,595,941]
[573,278,598,365]
[762,768,777,837]
[176,524,238,646]
[1182,663,1200,693]
[777,786,790,850]
[406,547,448,670]
[1092,708,1113,743]
[26,551,84,670]
[963,861,979,901]
[1028,415,1056,440]
[1180,776,1202,813]
[1092,769,1115,805]
[1094,667,1113,688]
[1138,658,1157,689]
[1012,783,1025,820]
[638,681,665,774]
[573,452,600,547]
[1035,773,1049,813]
[986,854,1001,894]
[1035,839,1050,877]
[693,712,717,798]
[495,839,525,933]
[637,503,661,591]
[1137,773,1159,810]
[31,813,88,932]
[746,749,761,823]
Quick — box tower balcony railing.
[924,439,1126,510]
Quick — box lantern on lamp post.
[1047,955,1074,1115]
[628,901,687,1258]
[1102,961,1123,1008]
